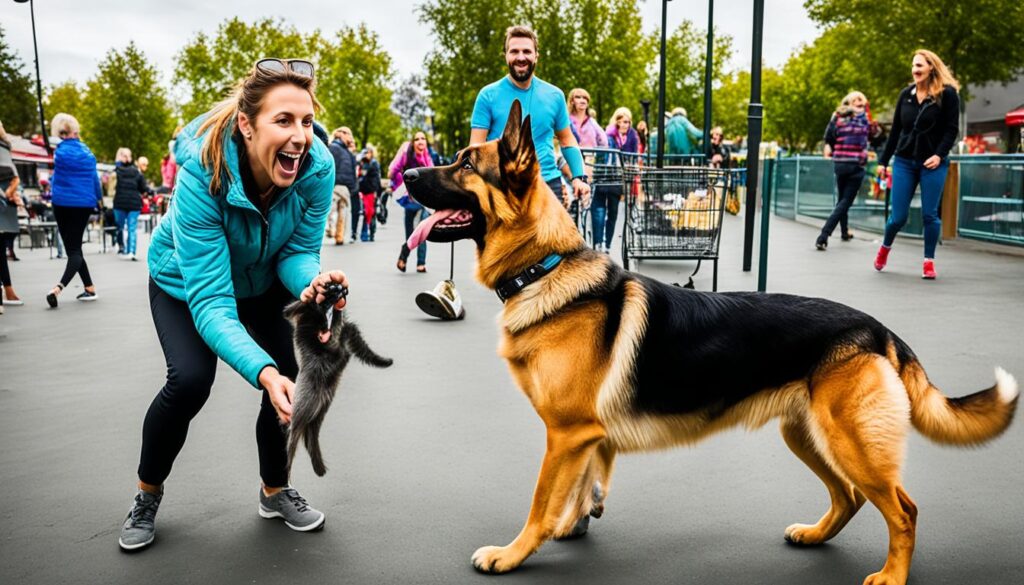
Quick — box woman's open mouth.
[276,150,302,177]
[406,209,475,248]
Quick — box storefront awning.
[1007,108,1024,127]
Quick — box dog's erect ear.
[499,112,538,199]
[500,99,524,154]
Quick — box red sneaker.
[874,246,890,271]
[922,259,937,280]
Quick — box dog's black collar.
[495,254,563,303]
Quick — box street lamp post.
[14,0,51,157]
[702,0,714,159]
[742,0,769,292]
[656,0,672,168]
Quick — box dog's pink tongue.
[407,208,457,249]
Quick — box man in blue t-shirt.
[469,25,591,207]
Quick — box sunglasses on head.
[256,58,315,79]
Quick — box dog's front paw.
[863,571,905,585]
[784,523,826,546]
[471,545,524,574]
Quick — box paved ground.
[1,205,1022,585]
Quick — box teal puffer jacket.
[148,115,334,388]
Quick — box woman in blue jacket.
[119,60,349,551]
[46,113,103,307]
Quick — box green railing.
[954,154,1024,246]
[766,154,1024,246]
[767,155,923,238]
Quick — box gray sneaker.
[119,489,162,551]
[258,487,325,532]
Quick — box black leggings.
[139,278,298,487]
[52,205,94,288]
[0,234,10,287]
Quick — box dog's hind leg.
[590,440,616,519]
[810,354,917,585]
[472,422,606,574]
[780,415,865,545]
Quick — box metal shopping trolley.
[620,153,729,290]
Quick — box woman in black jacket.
[874,50,960,279]
[113,147,150,261]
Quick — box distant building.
[964,77,1024,153]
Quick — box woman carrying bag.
[392,131,434,273]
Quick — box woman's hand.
[301,270,350,310]
[259,366,294,425]
[923,155,942,169]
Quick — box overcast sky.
[3,0,822,90]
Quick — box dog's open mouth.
[406,208,475,248]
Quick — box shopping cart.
[620,153,729,290]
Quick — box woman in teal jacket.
[119,60,348,551]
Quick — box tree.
[45,81,85,122]
[804,0,1024,100]
[174,18,308,122]
[0,25,38,135]
[80,42,175,178]
[316,24,403,157]
[655,21,734,128]
[393,74,431,132]
[418,0,516,154]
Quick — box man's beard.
[507,60,536,83]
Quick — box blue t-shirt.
[471,76,570,182]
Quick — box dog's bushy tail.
[343,321,393,368]
[287,373,334,477]
[899,358,1018,446]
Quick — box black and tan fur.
[283,287,393,476]
[402,100,1018,585]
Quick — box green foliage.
[316,24,402,159]
[173,18,401,161]
[173,18,309,122]
[0,25,39,136]
[418,0,516,154]
[804,0,1024,98]
[657,21,734,127]
[80,42,175,179]
[45,81,85,122]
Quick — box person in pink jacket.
[567,88,608,149]
[391,131,434,272]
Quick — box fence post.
[793,155,801,216]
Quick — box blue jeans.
[591,185,620,248]
[402,207,428,266]
[115,209,141,255]
[884,156,947,259]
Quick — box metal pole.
[702,0,714,160]
[742,0,764,274]
[640,99,651,134]
[20,0,51,156]
[656,0,671,169]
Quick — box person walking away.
[113,148,150,261]
[327,127,358,245]
[816,92,871,250]
[46,113,102,307]
[663,107,704,156]
[392,131,434,273]
[875,50,960,279]
[567,89,608,149]
[357,145,381,242]
[0,121,24,311]
[118,58,351,551]
[592,107,639,253]
[469,25,591,208]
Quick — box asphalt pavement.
[1,205,1021,585]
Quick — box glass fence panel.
[955,156,1024,246]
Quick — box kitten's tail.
[287,373,333,476]
[343,321,394,368]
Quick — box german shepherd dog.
[401,101,1018,585]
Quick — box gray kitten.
[283,284,393,476]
